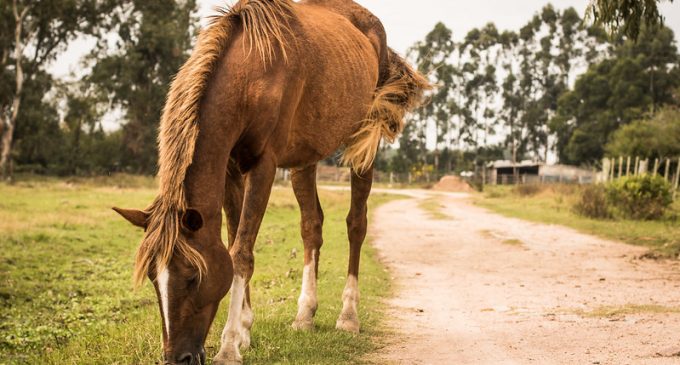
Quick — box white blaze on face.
[157,267,171,336]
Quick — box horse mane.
[342,49,432,172]
[133,0,295,287]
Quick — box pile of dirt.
[432,175,474,192]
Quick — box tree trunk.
[0,1,29,179]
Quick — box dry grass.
[570,304,680,318]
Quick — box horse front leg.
[221,161,255,350]
[336,166,373,333]
[291,164,324,330]
[214,152,277,365]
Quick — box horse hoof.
[292,319,314,331]
[213,351,242,365]
[335,318,360,334]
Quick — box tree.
[551,25,679,164]
[409,22,456,171]
[587,0,674,40]
[605,106,680,159]
[0,0,115,178]
[88,0,198,174]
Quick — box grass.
[0,176,396,364]
[479,229,524,247]
[569,304,680,318]
[477,185,680,258]
[417,198,453,220]
[502,238,524,247]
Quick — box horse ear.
[113,207,149,229]
[182,208,203,232]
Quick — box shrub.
[514,184,543,196]
[606,175,673,220]
[574,184,612,219]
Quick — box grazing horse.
[113,0,428,364]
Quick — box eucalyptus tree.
[460,23,501,149]
[587,0,674,40]
[410,22,456,170]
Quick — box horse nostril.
[177,352,193,364]
[198,348,206,365]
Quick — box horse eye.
[187,274,199,288]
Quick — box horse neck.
[183,118,238,222]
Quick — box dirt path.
[367,190,680,365]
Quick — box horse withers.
[114,0,429,364]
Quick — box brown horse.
[113,0,428,364]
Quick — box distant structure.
[486,160,597,185]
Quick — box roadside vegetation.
[477,182,680,258]
[0,176,393,364]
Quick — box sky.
[52,0,680,78]
[199,0,680,54]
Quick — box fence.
[601,156,680,199]
[276,165,446,185]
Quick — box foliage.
[587,0,673,39]
[0,0,120,177]
[0,179,394,363]
[551,25,680,165]
[87,0,198,174]
[574,184,612,219]
[607,175,673,219]
[605,106,680,159]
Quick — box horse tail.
[342,49,432,173]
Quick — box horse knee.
[346,210,367,240]
[230,248,254,276]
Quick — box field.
[0,176,394,364]
[476,184,680,258]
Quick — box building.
[486,160,597,185]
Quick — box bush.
[606,175,673,220]
[574,184,612,219]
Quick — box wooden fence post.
[634,156,640,175]
[665,158,671,181]
[618,156,623,178]
[653,158,659,177]
[626,156,631,176]
[674,157,680,200]
[640,159,648,175]
[598,157,614,182]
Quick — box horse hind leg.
[291,164,324,330]
[214,152,277,365]
[337,166,373,333]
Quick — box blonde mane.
[342,49,432,172]
[133,0,295,287]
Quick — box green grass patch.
[477,185,680,258]
[417,198,452,220]
[0,178,395,364]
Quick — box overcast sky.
[199,0,680,54]
[52,0,679,78]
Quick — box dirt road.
[368,190,680,365]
